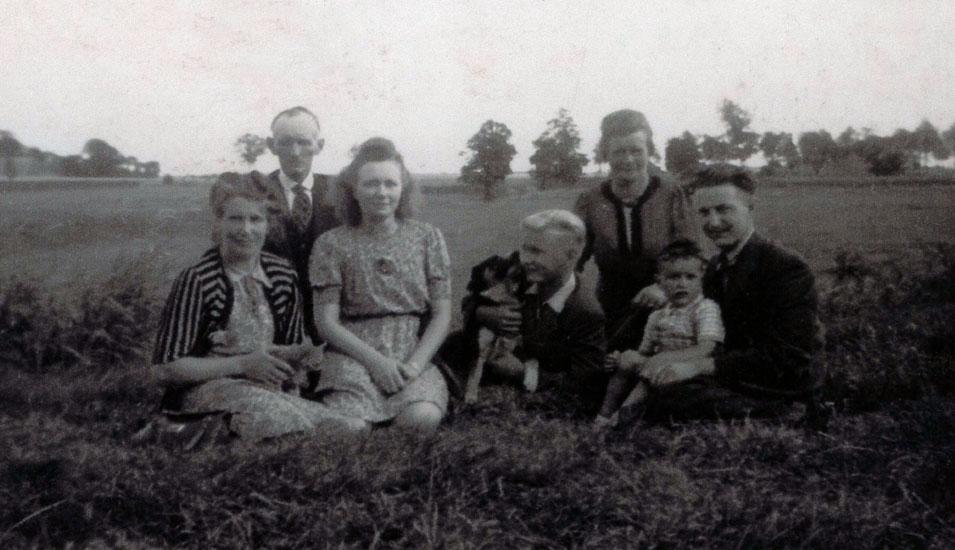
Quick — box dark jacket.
[704,234,825,399]
[461,254,607,378]
[252,170,340,342]
[573,170,697,326]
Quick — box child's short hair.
[657,239,707,270]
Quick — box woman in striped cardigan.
[150,173,362,443]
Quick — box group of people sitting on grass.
[142,106,826,447]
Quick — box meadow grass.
[1,178,954,547]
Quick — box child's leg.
[620,380,648,409]
[597,366,638,419]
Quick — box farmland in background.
[1,175,954,547]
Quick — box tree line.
[456,102,955,199]
[662,100,955,178]
[0,131,160,180]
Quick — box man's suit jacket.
[252,170,340,342]
[703,233,825,399]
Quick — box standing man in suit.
[633,165,825,422]
[252,106,340,343]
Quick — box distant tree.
[459,119,518,201]
[798,130,838,174]
[664,132,701,176]
[942,122,955,168]
[235,133,267,165]
[0,130,23,179]
[62,155,87,177]
[719,100,760,165]
[890,128,919,170]
[853,135,907,176]
[911,119,949,166]
[529,108,589,189]
[83,138,123,176]
[777,133,800,168]
[836,126,859,151]
[700,134,732,163]
[142,161,161,178]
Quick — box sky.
[2,0,954,176]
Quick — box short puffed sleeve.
[309,232,343,305]
[424,224,452,301]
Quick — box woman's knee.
[394,402,443,432]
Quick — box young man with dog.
[625,165,826,423]
[443,210,607,410]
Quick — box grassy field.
[1,177,954,547]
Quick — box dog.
[463,252,539,404]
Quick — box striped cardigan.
[152,248,304,366]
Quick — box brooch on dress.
[376,257,396,275]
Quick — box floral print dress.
[309,220,451,422]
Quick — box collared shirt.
[225,262,272,288]
[278,170,313,210]
[527,273,577,314]
[638,294,725,354]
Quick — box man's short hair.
[657,239,707,270]
[270,106,321,133]
[597,109,656,161]
[521,209,586,247]
[689,163,756,195]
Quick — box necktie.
[714,252,731,295]
[291,184,311,234]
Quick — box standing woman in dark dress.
[574,109,698,342]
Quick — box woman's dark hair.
[597,109,656,161]
[335,137,419,227]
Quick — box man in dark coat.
[251,106,340,343]
[442,210,607,410]
[635,165,825,421]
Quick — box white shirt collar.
[278,170,313,201]
[225,262,272,288]
[538,273,576,314]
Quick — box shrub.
[0,253,166,372]
[819,244,955,408]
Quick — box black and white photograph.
[1,1,954,547]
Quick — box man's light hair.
[521,209,586,248]
[270,106,321,134]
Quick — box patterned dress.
[309,220,451,422]
[153,251,342,442]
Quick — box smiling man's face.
[693,183,755,251]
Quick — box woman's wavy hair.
[335,137,418,227]
[596,109,657,162]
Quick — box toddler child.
[595,239,724,428]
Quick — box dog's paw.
[522,361,539,393]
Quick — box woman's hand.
[475,304,522,336]
[632,284,667,309]
[619,350,647,372]
[367,359,405,394]
[239,350,296,387]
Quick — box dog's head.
[473,251,528,305]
